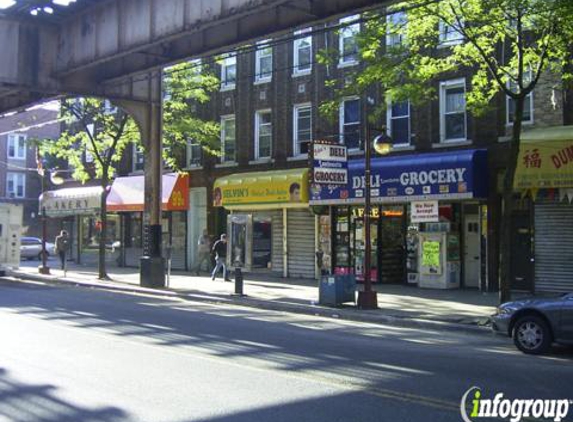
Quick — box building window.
[386,11,407,47]
[439,20,463,46]
[293,28,312,75]
[339,15,360,66]
[187,140,202,167]
[255,110,272,160]
[133,145,144,172]
[6,173,25,198]
[221,116,236,163]
[220,54,237,90]
[440,79,467,142]
[386,100,410,146]
[507,72,534,124]
[293,104,312,156]
[255,41,273,82]
[340,98,361,150]
[7,134,26,160]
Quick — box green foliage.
[321,0,573,119]
[163,61,221,169]
[41,98,139,184]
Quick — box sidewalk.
[10,260,498,334]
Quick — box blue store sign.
[309,149,488,205]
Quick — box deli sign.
[312,143,348,185]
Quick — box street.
[0,278,571,422]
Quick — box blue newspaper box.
[318,274,356,307]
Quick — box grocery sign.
[311,142,348,186]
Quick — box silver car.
[491,293,573,354]
[20,237,56,260]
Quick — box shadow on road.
[0,368,128,422]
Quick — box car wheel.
[512,315,552,355]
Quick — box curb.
[7,270,492,337]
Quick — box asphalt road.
[0,278,571,422]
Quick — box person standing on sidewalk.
[194,229,211,276]
[211,234,230,281]
[54,230,70,270]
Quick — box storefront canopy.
[310,149,488,205]
[514,126,573,190]
[40,186,103,217]
[107,173,189,212]
[214,168,309,209]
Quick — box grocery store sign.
[312,143,348,186]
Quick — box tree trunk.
[498,96,525,304]
[98,173,109,280]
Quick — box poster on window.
[419,235,442,275]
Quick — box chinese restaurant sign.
[514,139,573,189]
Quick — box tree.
[320,0,573,303]
[42,98,140,280]
[162,60,221,169]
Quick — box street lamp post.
[357,131,392,310]
[38,170,50,275]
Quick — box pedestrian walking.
[54,230,70,271]
[211,234,230,281]
[194,229,211,275]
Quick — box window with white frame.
[187,140,202,167]
[293,104,312,156]
[293,28,312,75]
[440,79,467,142]
[386,100,410,146]
[221,116,236,163]
[255,110,272,159]
[339,15,360,65]
[255,40,273,82]
[386,11,407,47]
[6,172,25,198]
[340,98,361,149]
[507,71,533,124]
[133,145,144,172]
[220,54,237,89]
[439,19,464,46]
[7,134,26,159]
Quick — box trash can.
[318,274,356,307]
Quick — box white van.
[0,204,22,275]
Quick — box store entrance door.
[464,214,481,288]
[253,216,272,270]
[379,206,406,284]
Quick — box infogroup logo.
[460,386,572,422]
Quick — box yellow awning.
[514,126,573,190]
[213,168,309,209]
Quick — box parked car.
[491,293,573,354]
[20,237,56,260]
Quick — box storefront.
[40,186,111,264]
[213,168,316,279]
[107,173,189,270]
[310,149,489,289]
[513,126,573,293]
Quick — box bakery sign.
[40,186,103,217]
[312,142,348,185]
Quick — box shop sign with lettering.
[309,150,487,205]
[411,201,439,223]
[312,142,348,186]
